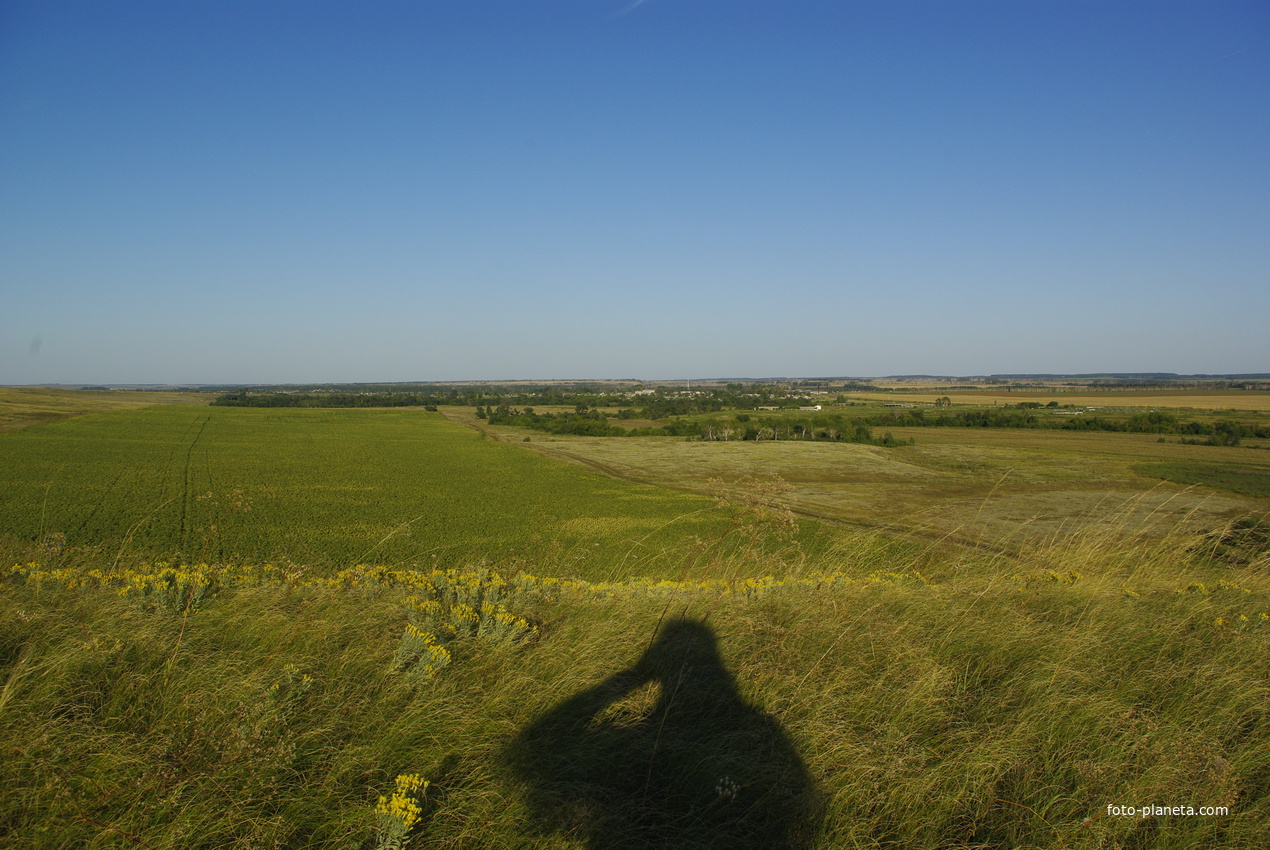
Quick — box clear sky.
[2,0,1267,384]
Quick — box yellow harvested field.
[846,389,1270,411]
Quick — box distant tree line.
[481,403,707,437]
[484,405,907,446]
[692,413,907,446]
[214,383,829,418]
[212,391,442,409]
[483,404,629,437]
[866,408,1264,446]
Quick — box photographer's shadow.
[506,618,819,848]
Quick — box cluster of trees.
[692,413,898,445]
[480,405,908,446]
[482,404,630,437]
[640,395,730,418]
[1178,421,1252,447]
[212,391,441,409]
[867,408,1263,446]
[482,404,709,438]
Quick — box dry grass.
[0,386,207,433]
[3,512,1268,848]
[453,413,1270,553]
[846,389,1270,412]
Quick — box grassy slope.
[0,387,206,434]
[2,520,1268,848]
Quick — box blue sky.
[2,0,1267,384]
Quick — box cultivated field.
[0,404,778,577]
[858,384,1270,413]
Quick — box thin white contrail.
[1215,46,1253,62]
[611,0,649,19]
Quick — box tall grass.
[2,512,1267,848]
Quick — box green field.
[0,404,847,578]
[1136,462,1270,499]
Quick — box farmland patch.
[0,406,747,576]
[1135,462,1270,499]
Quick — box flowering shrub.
[8,559,937,613]
[392,623,452,681]
[393,568,537,679]
[374,773,430,850]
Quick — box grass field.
[0,386,206,434]
[3,390,1269,848]
[453,409,1270,551]
[3,512,1268,848]
[1136,462,1270,500]
[0,404,845,578]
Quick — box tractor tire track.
[71,466,127,540]
[179,413,212,548]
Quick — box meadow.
[0,404,789,578]
[4,508,1269,848]
[453,406,1270,553]
[0,386,204,435]
[2,390,1269,848]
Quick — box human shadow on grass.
[507,618,819,848]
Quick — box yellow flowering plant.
[374,773,430,850]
